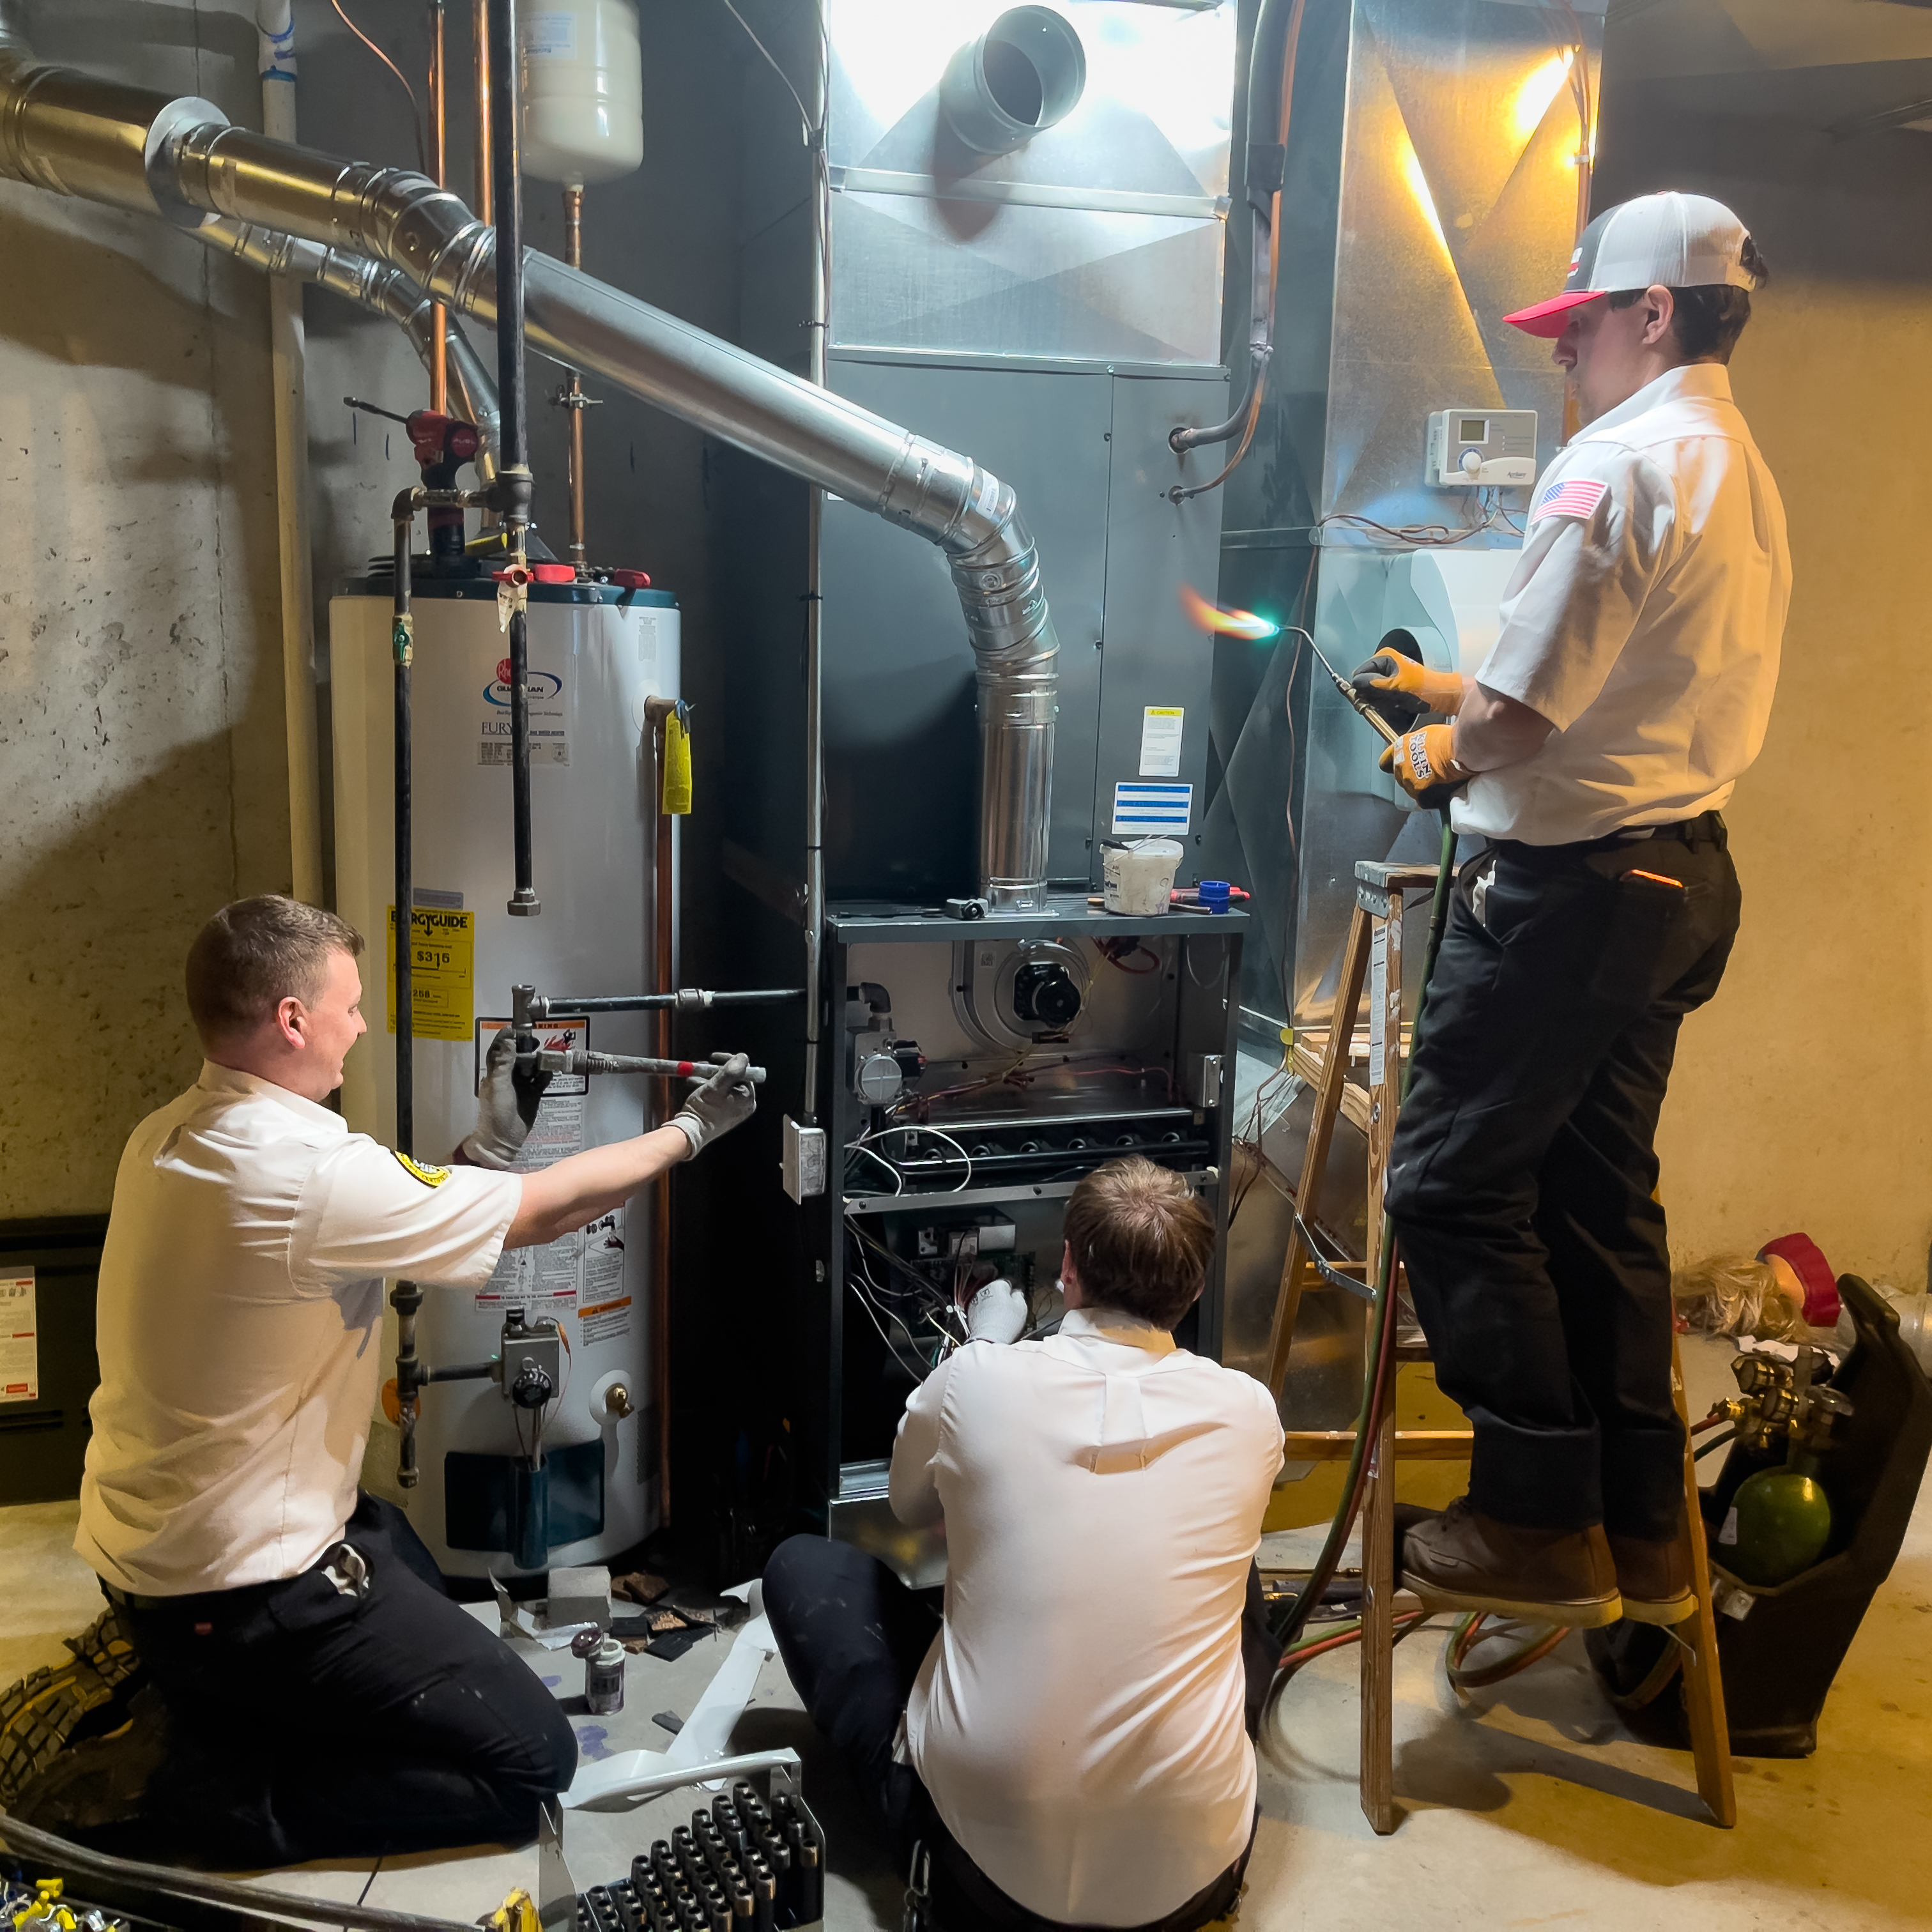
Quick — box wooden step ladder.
[1263,859,1736,1834]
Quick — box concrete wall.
[0,1,288,1220]
[1597,84,1932,1289]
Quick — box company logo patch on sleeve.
[1529,476,1610,525]
[394,1151,452,1188]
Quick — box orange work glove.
[1351,651,1467,727]
[1379,723,1468,806]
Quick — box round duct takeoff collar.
[941,7,1086,155]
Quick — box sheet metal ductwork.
[0,28,1057,905]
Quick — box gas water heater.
[332,576,679,1575]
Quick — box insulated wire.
[330,0,428,172]
[846,1238,937,1379]
[844,1140,905,1194]
[716,0,815,142]
[1170,0,1308,502]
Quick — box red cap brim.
[1502,289,1606,337]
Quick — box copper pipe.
[471,0,491,226]
[562,183,586,568]
[645,696,678,1524]
[427,1,447,411]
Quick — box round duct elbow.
[940,7,1085,155]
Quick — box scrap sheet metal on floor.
[3,1340,1928,1930]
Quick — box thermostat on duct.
[1425,408,1537,488]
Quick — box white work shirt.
[891,1307,1284,1927]
[78,1063,520,1596]
[1457,362,1790,844]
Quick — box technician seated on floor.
[8,894,755,1867]
[763,1157,1285,1932]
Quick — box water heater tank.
[331,578,678,1575]
[519,1,645,187]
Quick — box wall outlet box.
[1425,408,1537,487]
[783,1116,827,1202]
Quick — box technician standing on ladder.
[6,895,754,1865]
[1358,194,1789,1627]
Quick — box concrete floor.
[4,1335,1927,1929]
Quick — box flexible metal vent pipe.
[0,39,1059,905]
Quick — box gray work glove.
[670,1053,755,1159]
[461,1027,552,1170]
[965,1278,1029,1346]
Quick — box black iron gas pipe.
[490,0,539,917]
[392,508,416,1155]
[391,501,422,1490]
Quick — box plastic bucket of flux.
[1103,839,1183,916]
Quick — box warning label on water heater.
[473,1018,609,1317]
[0,1271,37,1404]
[480,661,569,765]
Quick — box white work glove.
[461,1028,551,1169]
[964,1278,1028,1346]
[670,1053,756,1159]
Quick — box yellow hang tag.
[662,711,693,816]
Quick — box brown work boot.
[1401,1498,1623,1629]
[1609,1528,1695,1625]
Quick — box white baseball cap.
[1505,191,1760,339]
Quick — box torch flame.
[1179,585,1279,641]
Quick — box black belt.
[1498,809,1726,859]
[102,1541,371,1615]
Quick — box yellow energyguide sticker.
[387,905,475,1042]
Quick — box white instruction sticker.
[1110,781,1192,836]
[1718,1505,1739,1547]
[1,1271,37,1404]
[1138,707,1184,778]
[523,11,577,60]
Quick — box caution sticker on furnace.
[1138,707,1184,778]
[480,658,569,765]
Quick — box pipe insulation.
[0,38,1059,903]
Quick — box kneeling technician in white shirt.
[10,894,753,1866]
[763,1156,1285,1931]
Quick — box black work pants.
[1384,816,1740,1542]
[117,1494,578,1867]
[762,1533,1265,1932]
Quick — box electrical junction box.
[783,1116,827,1203]
[1425,408,1537,487]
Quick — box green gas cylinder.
[1722,1459,1832,1587]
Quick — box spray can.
[585,1633,626,1714]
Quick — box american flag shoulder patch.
[1529,475,1610,526]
